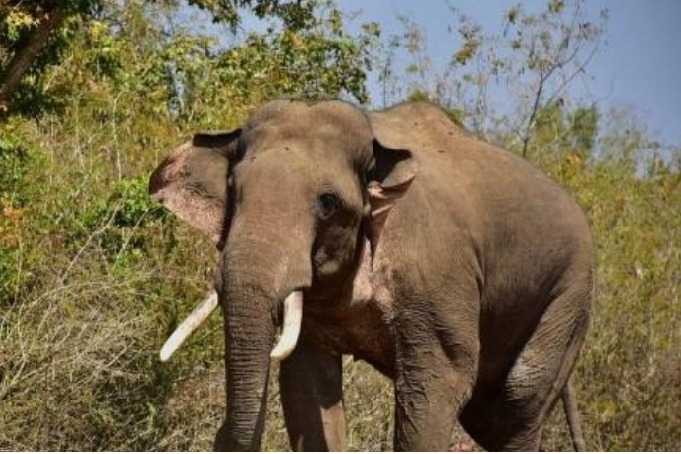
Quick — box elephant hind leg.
[461,281,592,451]
[459,389,543,451]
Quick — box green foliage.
[569,105,599,151]
[0,128,33,205]
[73,176,169,264]
[187,0,317,31]
[0,1,99,117]
[567,156,679,451]
[170,1,379,123]
[0,0,376,119]
[0,125,44,302]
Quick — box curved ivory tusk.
[270,291,303,361]
[159,290,219,362]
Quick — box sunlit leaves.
[186,0,318,32]
[0,1,101,117]
[2,7,39,40]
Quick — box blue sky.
[339,0,681,146]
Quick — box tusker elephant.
[149,100,593,451]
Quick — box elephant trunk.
[215,231,312,451]
[217,280,275,451]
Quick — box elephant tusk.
[270,290,303,362]
[159,290,219,362]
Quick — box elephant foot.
[213,424,259,451]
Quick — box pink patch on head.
[149,142,225,244]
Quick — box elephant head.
[149,100,416,450]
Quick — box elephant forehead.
[233,146,363,209]
[244,100,373,158]
[236,147,346,186]
[234,149,319,195]
[250,99,370,129]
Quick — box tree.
[382,0,607,157]
[0,0,378,120]
[0,1,98,118]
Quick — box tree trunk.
[0,7,64,115]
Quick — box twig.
[58,202,123,285]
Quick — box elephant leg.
[279,335,346,451]
[393,300,479,451]
[461,281,591,451]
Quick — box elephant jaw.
[158,289,304,362]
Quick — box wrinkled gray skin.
[149,100,593,451]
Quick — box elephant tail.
[561,379,586,451]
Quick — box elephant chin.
[158,289,303,362]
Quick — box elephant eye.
[318,192,340,220]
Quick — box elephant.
[148,100,594,451]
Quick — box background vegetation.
[1,0,678,450]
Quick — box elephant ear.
[149,129,241,246]
[367,113,418,249]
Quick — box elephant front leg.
[392,308,479,451]
[279,335,346,451]
[393,354,475,451]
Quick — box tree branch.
[0,7,64,115]
[522,66,549,157]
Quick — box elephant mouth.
[159,289,304,363]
